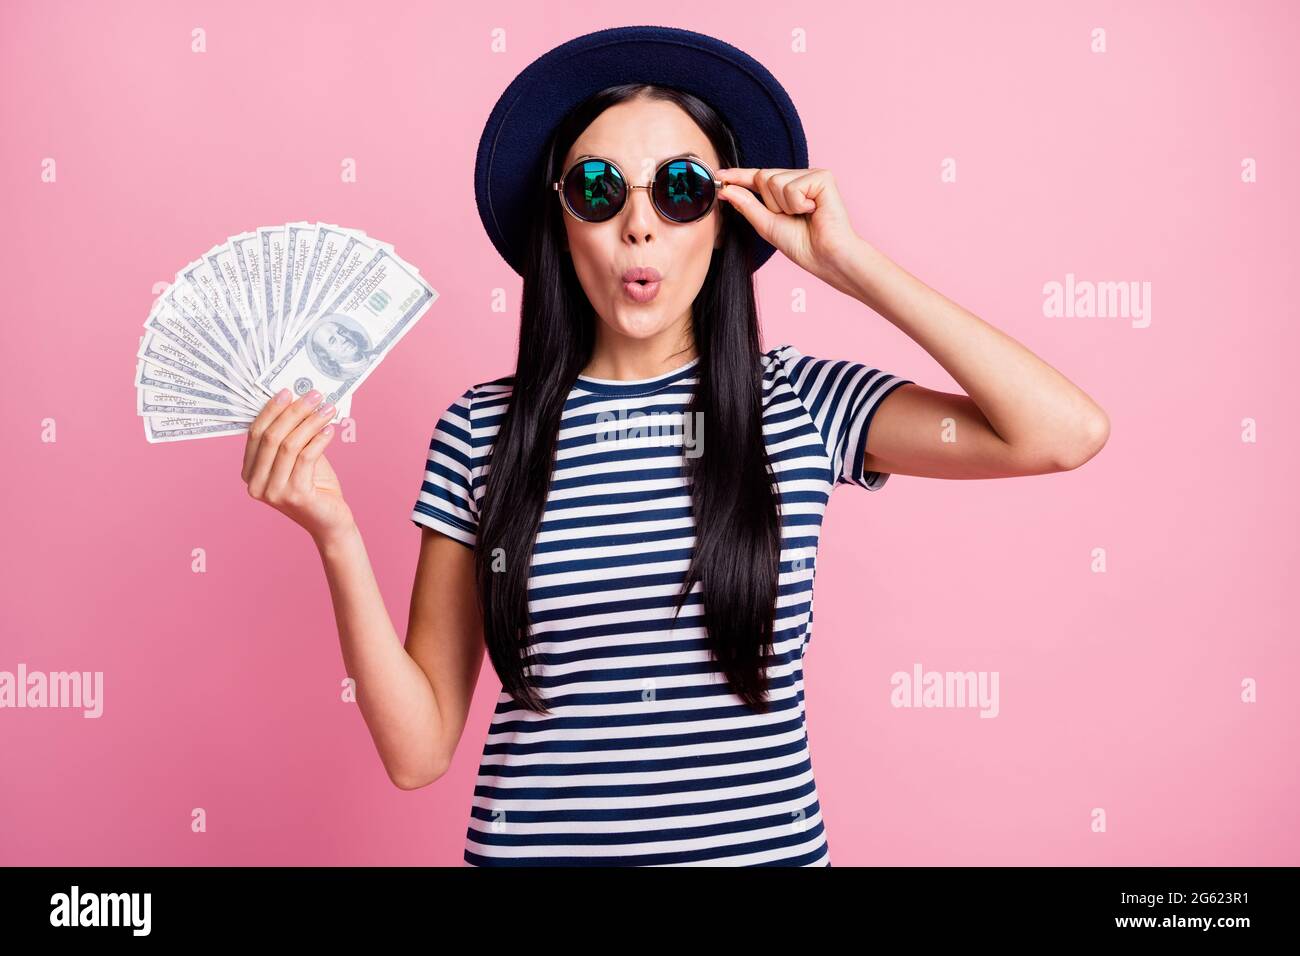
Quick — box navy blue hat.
[474,25,809,277]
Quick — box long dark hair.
[474,83,782,715]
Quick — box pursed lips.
[621,266,662,284]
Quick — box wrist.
[832,235,884,306]
[313,521,361,559]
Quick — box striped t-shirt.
[411,343,913,866]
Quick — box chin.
[606,303,675,337]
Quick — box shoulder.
[434,375,515,449]
[760,343,802,384]
[761,342,834,398]
[762,342,896,399]
[761,343,800,370]
[762,342,853,379]
[762,342,832,384]
[465,372,514,395]
[459,374,513,423]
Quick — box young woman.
[239,51,1107,867]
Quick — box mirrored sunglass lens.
[563,160,625,221]
[653,159,715,222]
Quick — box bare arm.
[242,387,484,791]
[715,167,1109,479]
[839,238,1111,479]
[315,524,484,790]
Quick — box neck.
[581,318,695,381]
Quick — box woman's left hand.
[717,167,864,294]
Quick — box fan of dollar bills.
[136,221,438,443]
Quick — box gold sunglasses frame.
[552,154,724,224]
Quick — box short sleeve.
[411,387,479,548]
[777,345,914,490]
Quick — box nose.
[622,185,656,247]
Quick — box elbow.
[1052,409,1110,472]
[388,754,449,791]
[391,773,433,791]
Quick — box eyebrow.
[573,152,705,164]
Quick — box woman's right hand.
[242,388,354,544]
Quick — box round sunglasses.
[553,154,724,224]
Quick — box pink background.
[2,0,1297,866]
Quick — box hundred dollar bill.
[135,353,260,414]
[280,222,370,357]
[137,350,349,425]
[137,321,264,415]
[257,224,289,370]
[228,230,272,370]
[278,221,318,361]
[142,414,251,443]
[139,223,381,443]
[280,228,398,353]
[137,341,351,422]
[151,278,269,406]
[176,248,257,382]
[259,247,437,406]
[137,384,256,421]
[198,240,264,379]
[168,258,258,389]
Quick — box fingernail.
[322,425,334,437]
[275,388,291,404]
[316,402,335,417]
[305,390,322,405]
